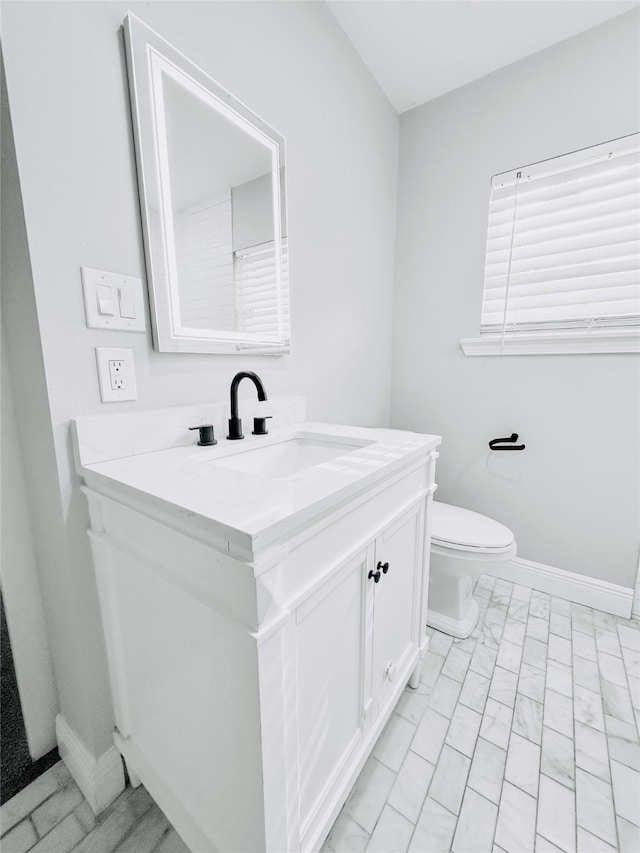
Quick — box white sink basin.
[211,435,371,479]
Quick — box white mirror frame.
[123,13,290,354]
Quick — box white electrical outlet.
[96,348,137,402]
[108,360,126,390]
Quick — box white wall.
[1,0,398,762]
[1,328,59,759]
[1,67,115,761]
[391,10,640,588]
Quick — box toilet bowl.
[427,502,516,639]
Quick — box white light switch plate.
[95,347,137,402]
[82,267,146,332]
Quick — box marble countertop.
[78,421,440,551]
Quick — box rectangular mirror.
[124,14,290,354]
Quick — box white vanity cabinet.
[76,416,439,853]
[293,499,425,848]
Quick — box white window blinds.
[481,134,640,336]
[233,239,289,344]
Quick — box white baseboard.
[632,554,640,621]
[56,715,125,814]
[489,557,633,619]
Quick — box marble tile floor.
[1,574,639,853]
[323,576,640,853]
[0,763,188,853]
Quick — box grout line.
[149,825,173,853]
[574,766,623,850]
[0,768,67,840]
[477,598,508,853]
[405,582,494,851]
[24,817,38,853]
[566,590,578,853]
[495,582,534,850]
[596,624,628,852]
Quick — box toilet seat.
[431,502,515,554]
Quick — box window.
[462,134,640,355]
[233,239,290,347]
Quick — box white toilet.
[427,502,516,638]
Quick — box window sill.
[460,328,640,356]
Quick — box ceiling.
[327,1,639,113]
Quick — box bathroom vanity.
[74,400,440,852]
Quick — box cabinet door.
[295,550,367,834]
[370,504,423,707]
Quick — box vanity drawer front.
[282,459,433,605]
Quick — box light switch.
[96,284,115,316]
[118,285,136,319]
[81,267,146,332]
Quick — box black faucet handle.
[252,416,273,436]
[189,424,217,446]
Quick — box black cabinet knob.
[368,568,381,584]
[378,561,390,575]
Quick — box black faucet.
[227,371,267,440]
